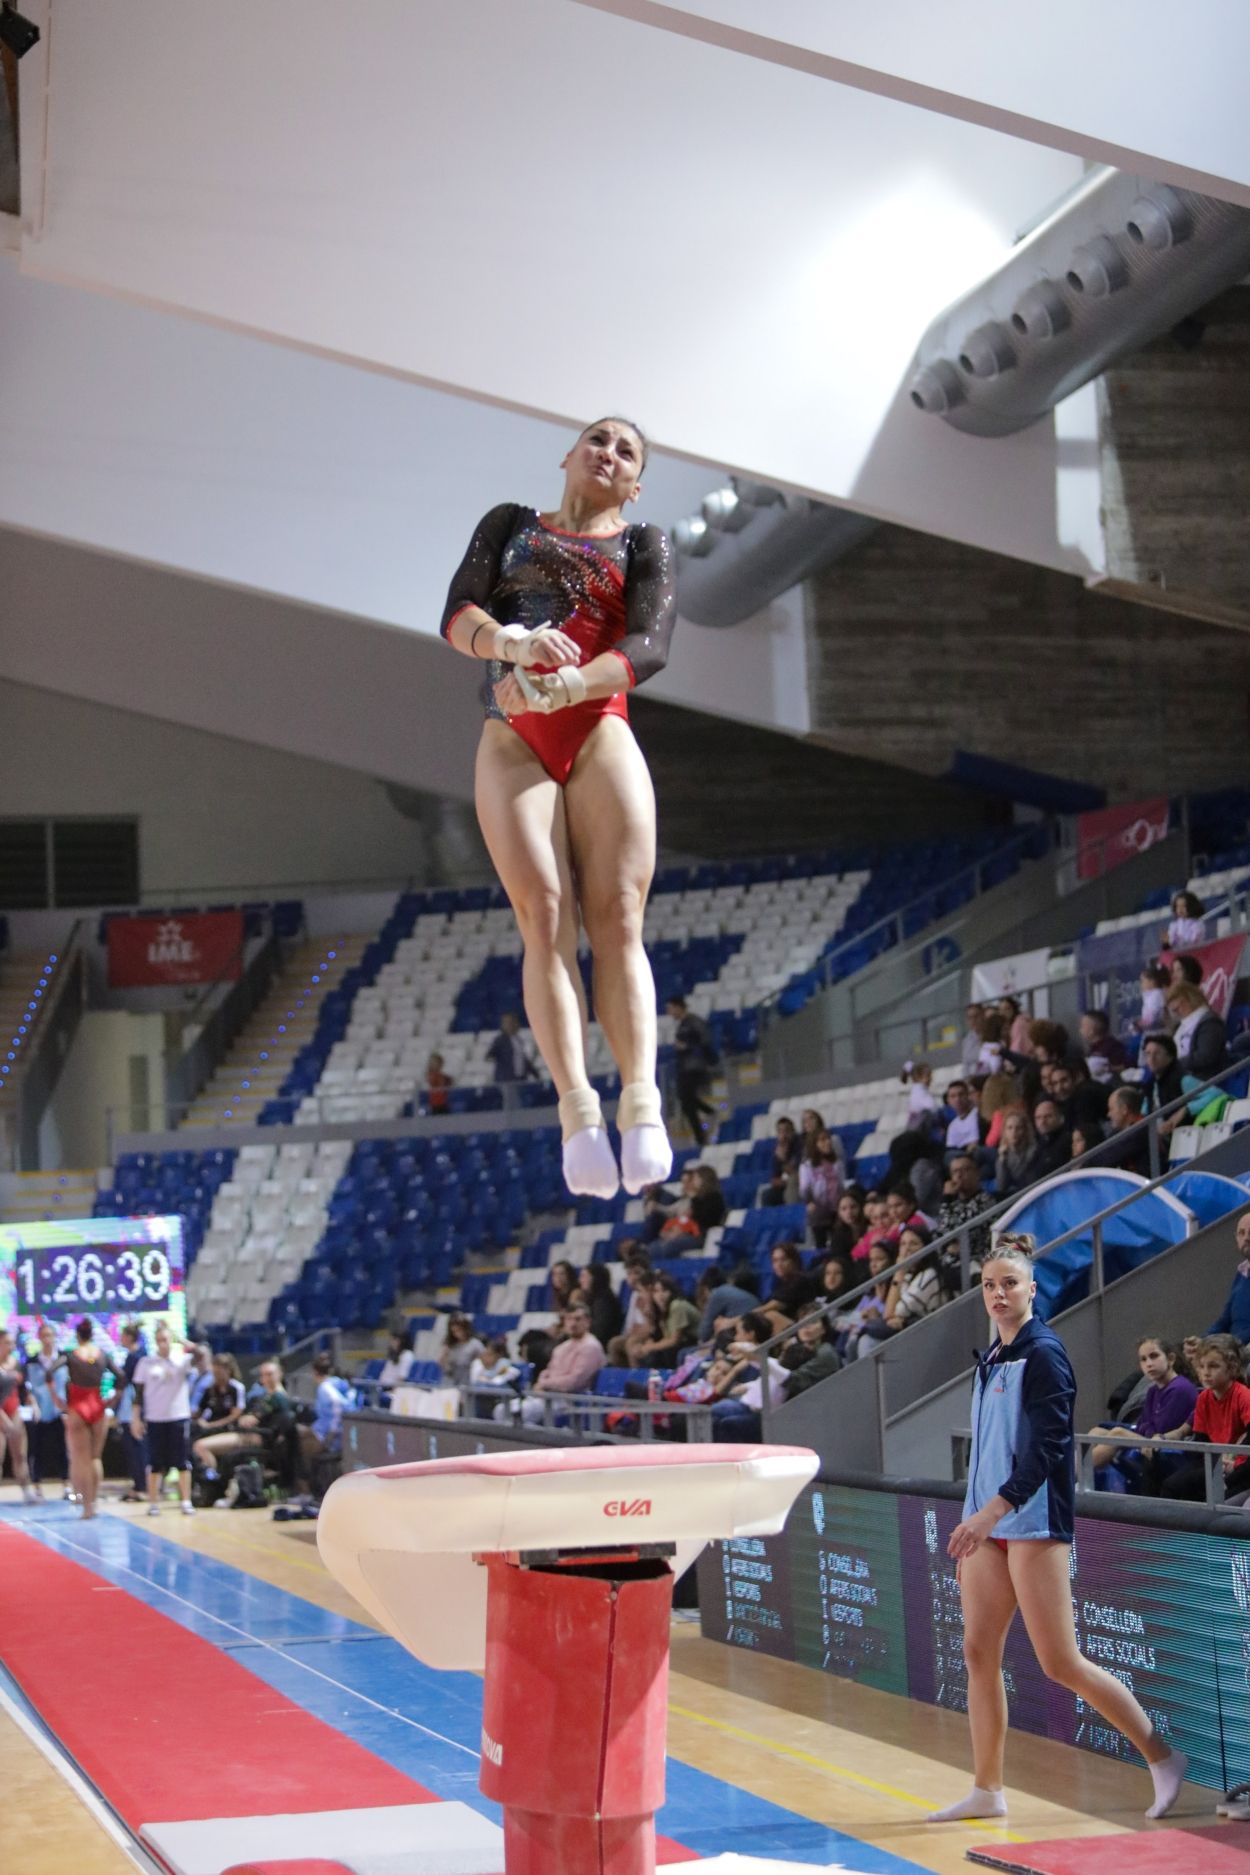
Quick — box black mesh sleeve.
[439,503,522,640]
[613,522,677,687]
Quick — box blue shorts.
[146,1418,190,1473]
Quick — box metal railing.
[951,1427,1250,1510]
[5,922,87,1171]
[482,1387,716,1443]
[757,1047,1250,1439]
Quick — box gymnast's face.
[562,420,644,509]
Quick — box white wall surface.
[40,1010,165,1169]
[575,0,1250,203]
[12,0,1093,572]
[0,680,429,898]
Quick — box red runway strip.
[967,1822,1250,1872]
[0,1527,436,1823]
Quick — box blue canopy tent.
[993,1169,1197,1317]
[1161,1170,1248,1230]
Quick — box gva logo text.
[604,1498,652,1517]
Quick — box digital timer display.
[698,1481,1250,1794]
[1,1214,186,1345]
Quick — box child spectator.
[903,1060,939,1127]
[850,1191,888,1262]
[1159,1335,1250,1500]
[783,1303,842,1397]
[1165,890,1206,949]
[468,1337,521,1394]
[1087,1336,1198,1491]
[800,1130,844,1246]
[759,1117,801,1207]
[708,1312,788,1440]
[832,1241,896,1359]
[1136,964,1170,1034]
[856,1225,943,1352]
[378,1330,415,1387]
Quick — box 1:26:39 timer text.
[14,1246,172,1315]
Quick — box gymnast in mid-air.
[440,416,677,1201]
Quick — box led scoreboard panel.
[698,1481,1250,1792]
[0,1215,186,1348]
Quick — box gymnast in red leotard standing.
[441,417,678,1201]
[63,1316,118,1519]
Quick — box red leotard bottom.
[508,693,628,786]
[67,1385,106,1427]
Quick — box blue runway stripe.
[7,1506,919,1872]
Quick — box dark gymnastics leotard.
[440,504,677,786]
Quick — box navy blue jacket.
[1210,1269,1250,1344]
[964,1316,1076,1541]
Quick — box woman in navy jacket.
[929,1235,1187,1826]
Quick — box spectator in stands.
[857,1225,944,1352]
[998,996,1033,1056]
[943,1080,986,1163]
[0,1330,38,1503]
[1136,963,1171,1035]
[824,1190,866,1267]
[937,1155,995,1279]
[903,1060,939,1130]
[881,1185,929,1238]
[1016,1018,1071,1109]
[187,1344,215,1417]
[1030,1098,1072,1180]
[1079,1009,1127,1077]
[378,1330,415,1388]
[1169,953,1204,991]
[518,1304,606,1419]
[851,1191,888,1262]
[132,1323,204,1518]
[517,1326,555,1380]
[606,1255,657,1364]
[439,1314,485,1387]
[961,1004,986,1075]
[979,1061,1021,1147]
[425,1051,453,1114]
[23,1321,68,1499]
[666,995,718,1145]
[1084,1087,1149,1175]
[115,1321,148,1503]
[782,1303,842,1397]
[1202,1209,1250,1347]
[976,1013,1006,1076]
[1166,979,1228,1090]
[800,1130,844,1247]
[1158,1334,1250,1501]
[681,1164,727,1245]
[637,1272,701,1366]
[642,1164,697,1242]
[1165,890,1206,949]
[759,1116,801,1207]
[708,1312,788,1439]
[696,1264,760,1340]
[548,1259,579,1315]
[1069,1120,1105,1162]
[831,1242,895,1358]
[469,1337,520,1392]
[762,1242,818,1328]
[578,1262,623,1346]
[488,1010,538,1109]
[194,1354,247,1470]
[1141,1033,1185,1118]
[886,1131,945,1215]
[1049,1059,1110,1135]
[994,1110,1037,1201]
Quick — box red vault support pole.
[478,1554,674,1875]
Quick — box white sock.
[558,1089,620,1199]
[1146,1749,1187,1819]
[927,1786,1007,1823]
[616,1082,673,1194]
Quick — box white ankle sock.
[616,1082,673,1193]
[558,1090,620,1200]
[1146,1749,1187,1819]
[927,1786,1008,1823]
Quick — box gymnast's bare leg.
[475,721,618,1197]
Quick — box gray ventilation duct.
[673,480,876,629]
[908,169,1250,437]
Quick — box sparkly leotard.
[440,504,677,785]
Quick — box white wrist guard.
[495,622,564,670]
[516,667,587,713]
